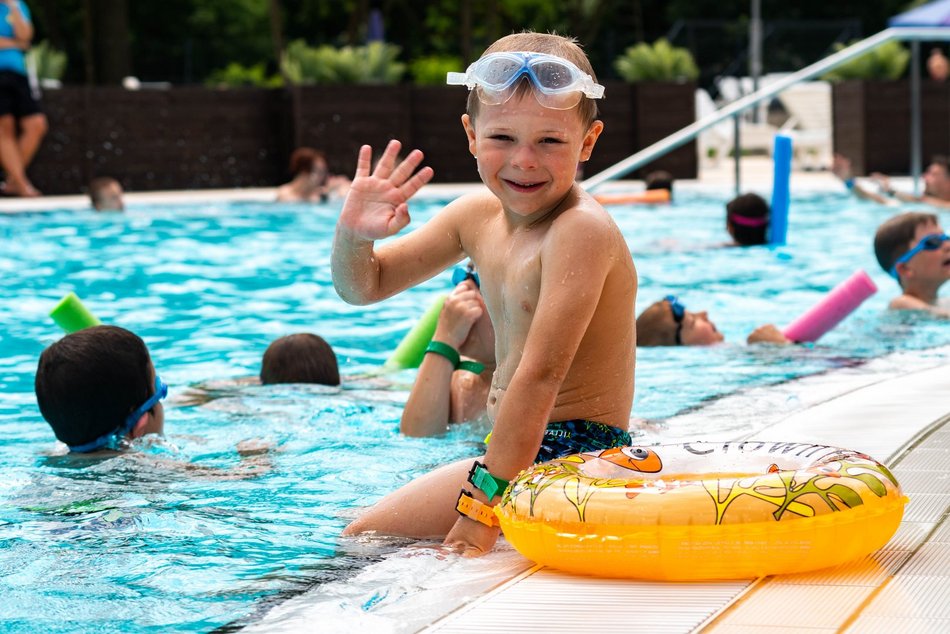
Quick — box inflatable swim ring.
[495,441,906,580]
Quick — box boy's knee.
[341,517,367,536]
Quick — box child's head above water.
[874,211,949,286]
[636,296,724,346]
[450,31,602,129]
[726,193,770,246]
[260,333,340,386]
[35,325,166,452]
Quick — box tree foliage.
[614,38,699,82]
[26,0,928,86]
[821,40,910,82]
[280,41,405,85]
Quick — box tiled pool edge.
[422,359,950,633]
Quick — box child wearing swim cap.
[332,31,636,555]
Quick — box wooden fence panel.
[26,83,698,196]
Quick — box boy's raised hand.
[339,140,435,241]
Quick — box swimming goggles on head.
[889,232,949,279]
[447,51,605,110]
[665,295,686,346]
[68,375,168,453]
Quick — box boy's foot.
[0,180,42,197]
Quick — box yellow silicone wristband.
[455,490,499,528]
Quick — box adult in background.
[88,176,124,211]
[0,0,47,197]
[276,147,350,203]
[832,153,950,209]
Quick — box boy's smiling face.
[462,90,602,220]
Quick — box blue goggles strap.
[664,295,685,346]
[68,376,167,453]
[889,232,949,279]
[664,295,685,322]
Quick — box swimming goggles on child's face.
[889,232,949,279]
[68,375,168,453]
[446,51,605,110]
[665,295,686,346]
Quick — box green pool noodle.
[384,294,447,370]
[50,292,102,333]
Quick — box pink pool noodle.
[782,270,878,343]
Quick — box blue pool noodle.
[770,134,793,245]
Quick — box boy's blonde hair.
[874,211,939,280]
[467,32,600,129]
[636,299,677,347]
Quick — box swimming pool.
[1,188,948,632]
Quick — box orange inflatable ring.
[593,188,671,205]
[495,442,907,580]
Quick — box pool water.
[0,190,948,632]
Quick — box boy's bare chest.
[474,228,545,326]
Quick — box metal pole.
[581,28,950,191]
[750,0,763,123]
[734,114,741,195]
[911,40,922,195]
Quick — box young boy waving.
[332,32,637,555]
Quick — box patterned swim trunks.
[534,419,632,463]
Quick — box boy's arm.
[832,154,892,205]
[331,140,465,304]
[400,281,485,436]
[4,1,32,43]
[444,212,621,555]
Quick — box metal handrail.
[582,27,950,191]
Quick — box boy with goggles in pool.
[333,32,636,555]
[35,325,276,474]
[636,296,791,346]
[35,325,166,454]
[874,211,950,316]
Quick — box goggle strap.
[446,72,470,86]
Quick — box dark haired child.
[874,212,950,315]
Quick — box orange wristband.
[455,490,500,527]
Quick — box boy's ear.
[461,114,477,158]
[130,413,150,439]
[579,120,604,163]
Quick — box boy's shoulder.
[890,293,938,312]
[549,190,621,235]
